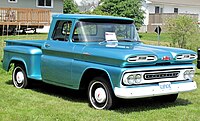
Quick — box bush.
[165,15,200,51]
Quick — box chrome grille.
[144,71,180,80]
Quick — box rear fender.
[2,46,42,80]
[3,57,27,72]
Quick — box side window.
[52,20,72,41]
[62,22,72,35]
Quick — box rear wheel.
[88,77,116,110]
[12,64,29,88]
[153,94,178,102]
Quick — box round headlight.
[135,74,142,83]
[127,75,135,85]
[189,70,195,78]
[184,70,190,80]
[123,73,143,85]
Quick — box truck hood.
[78,42,196,67]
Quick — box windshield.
[72,21,140,42]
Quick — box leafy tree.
[94,0,145,28]
[63,0,79,14]
[165,15,200,50]
[82,9,110,16]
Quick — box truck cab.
[2,14,197,110]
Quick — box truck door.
[41,20,75,87]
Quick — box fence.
[0,8,50,59]
[0,7,50,26]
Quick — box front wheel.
[88,77,116,110]
[12,64,29,88]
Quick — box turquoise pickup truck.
[2,14,197,110]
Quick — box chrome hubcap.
[94,87,106,103]
[16,71,24,84]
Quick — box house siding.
[149,4,200,16]
[150,0,200,6]
[140,0,200,32]
[0,0,63,14]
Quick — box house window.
[174,8,178,13]
[36,0,53,8]
[155,6,160,14]
[155,6,163,14]
[160,8,163,13]
[8,0,17,3]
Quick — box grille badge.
[162,56,171,61]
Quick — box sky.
[75,0,82,5]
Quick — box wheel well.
[9,60,25,71]
[79,68,111,90]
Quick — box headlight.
[123,73,142,85]
[184,70,195,80]
[135,74,142,83]
[184,70,190,80]
[127,75,135,85]
[189,70,195,78]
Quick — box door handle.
[44,44,50,48]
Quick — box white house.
[78,3,97,12]
[141,0,200,32]
[76,0,100,12]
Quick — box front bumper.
[114,81,197,99]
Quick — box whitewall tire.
[88,77,116,110]
[12,64,28,88]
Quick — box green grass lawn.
[0,34,200,121]
[139,32,171,42]
[140,33,172,47]
[0,33,48,40]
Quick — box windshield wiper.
[118,39,134,42]
[118,39,141,42]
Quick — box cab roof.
[52,14,133,21]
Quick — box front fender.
[71,60,124,89]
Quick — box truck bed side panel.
[5,40,45,48]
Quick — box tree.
[83,9,110,16]
[63,0,79,14]
[94,0,145,28]
[165,15,200,50]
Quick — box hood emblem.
[162,56,171,61]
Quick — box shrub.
[165,15,200,51]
